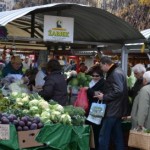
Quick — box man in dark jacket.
[95,56,129,150]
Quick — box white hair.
[132,64,146,73]
[143,71,150,83]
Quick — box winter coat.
[38,71,67,106]
[128,78,143,102]
[87,78,105,105]
[2,62,23,77]
[131,84,150,129]
[103,64,129,117]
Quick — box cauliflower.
[38,100,49,110]
[50,111,61,122]
[29,106,39,115]
[29,99,39,107]
[60,114,72,125]
[50,104,64,113]
[21,96,29,103]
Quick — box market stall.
[0,87,90,150]
[0,3,147,150]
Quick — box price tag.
[0,124,10,140]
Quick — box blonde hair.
[11,56,22,64]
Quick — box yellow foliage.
[138,0,150,6]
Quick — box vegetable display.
[68,72,92,87]
[0,92,86,129]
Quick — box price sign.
[0,124,10,140]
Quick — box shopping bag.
[128,130,150,150]
[74,88,89,113]
[86,101,106,125]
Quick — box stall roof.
[141,29,150,39]
[0,3,145,45]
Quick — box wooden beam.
[31,13,35,38]
[0,43,47,50]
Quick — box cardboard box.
[18,129,43,149]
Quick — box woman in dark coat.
[38,59,67,106]
[85,64,105,150]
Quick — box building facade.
[0,0,15,11]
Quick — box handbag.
[86,100,106,125]
[74,88,89,113]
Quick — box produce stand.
[0,124,90,150]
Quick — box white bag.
[87,101,106,125]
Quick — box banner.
[44,15,74,43]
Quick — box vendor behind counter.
[2,56,23,77]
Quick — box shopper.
[35,63,47,87]
[131,71,150,130]
[128,64,146,108]
[38,59,67,106]
[78,62,88,73]
[2,56,23,77]
[85,64,105,150]
[95,56,128,150]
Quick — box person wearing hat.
[2,56,23,77]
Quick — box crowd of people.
[84,57,150,150]
[0,54,150,150]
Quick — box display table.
[0,124,90,150]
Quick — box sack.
[128,130,150,150]
[86,101,106,125]
[74,88,89,113]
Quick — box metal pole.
[121,45,128,75]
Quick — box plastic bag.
[74,88,89,113]
[87,101,106,125]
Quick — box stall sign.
[44,15,74,43]
[0,124,10,140]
